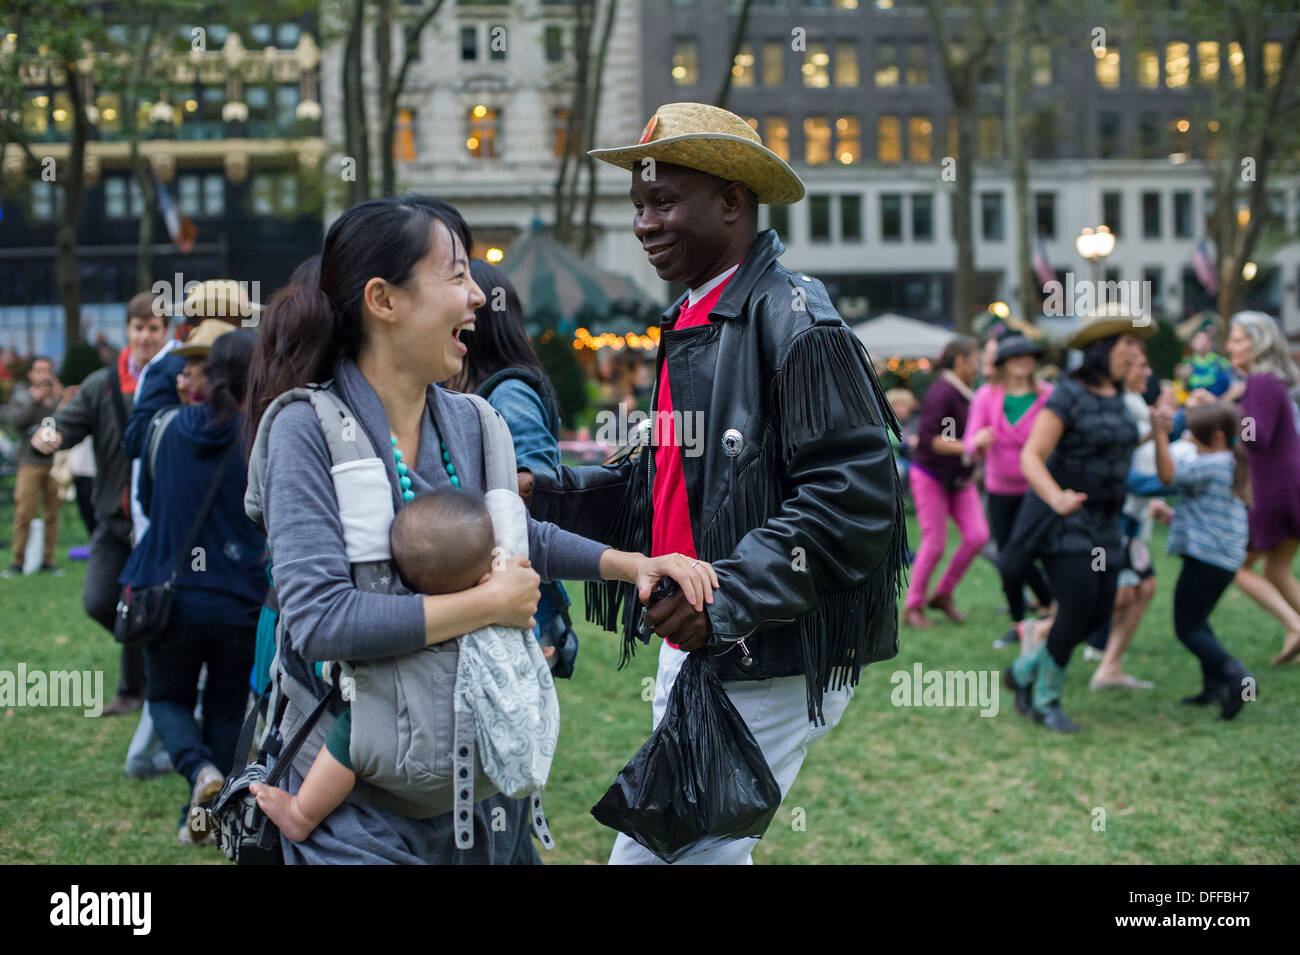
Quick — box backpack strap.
[145,406,182,484]
[463,392,519,493]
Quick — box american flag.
[154,178,198,254]
[1193,239,1218,295]
[1032,238,1055,289]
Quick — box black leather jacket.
[531,229,907,723]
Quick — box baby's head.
[389,490,495,595]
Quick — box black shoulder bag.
[113,437,238,646]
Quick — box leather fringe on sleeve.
[774,323,910,724]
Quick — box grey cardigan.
[261,359,608,863]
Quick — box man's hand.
[517,468,533,506]
[645,589,710,651]
[31,426,62,455]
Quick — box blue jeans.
[144,621,255,785]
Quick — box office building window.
[461,25,478,61]
[544,25,564,62]
[803,42,830,87]
[1267,190,1286,228]
[810,194,832,241]
[1095,45,1120,88]
[1173,190,1193,238]
[836,116,860,163]
[467,105,501,159]
[977,115,1001,158]
[1098,111,1121,158]
[1102,191,1123,237]
[835,41,859,86]
[732,42,755,87]
[765,117,790,161]
[201,86,224,123]
[841,194,863,242]
[908,116,932,162]
[761,41,784,85]
[912,193,934,241]
[769,203,790,240]
[1137,48,1159,88]
[276,23,300,48]
[1265,41,1281,84]
[1143,267,1164,314]
[1197,41,1218,84]
[875,42,899,86]
[1035,192,1057,238]
[395,108,417,161]
[981,191,1004,241]
[1166,42,1190,88]
[1138,112,1162,159]
[1142,191,1162,239]
[881,193,902,241]
[1228,41,1245,86]
[947,115,958,157]
[250,23,272,47]
[804,116,832,164]
[1031,44,1052,85]
[1031,112,1056,159]
[177,175,201,216]
[275,85,298,129]
[103,175,142,219]
[877,115,901,162]
[202,173,224,215]
[905,42,927,85]
[673,39,699,84]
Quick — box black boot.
[1003,667,1032,717]
[1219,660,1256,720]
[1033,703,1080,733]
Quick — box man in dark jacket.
[5,370,65,576]
[33,292,169,716]
[527,103,906,864]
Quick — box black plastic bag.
[591,651,782,863]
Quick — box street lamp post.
[1075,225,1116,284]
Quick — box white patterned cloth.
[454,488,559,798]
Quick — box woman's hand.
[1050,488,1087,516]
[480,555,540,630]
[634,553,718,612]
[973,426,995,451]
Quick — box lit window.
[395,108,417,161]
[835,42,859,86]
[762,42,784,85]
[947,115,958,157]
[978,115,1001,158]
[1031,44,1051,86]
[732,42,755,87]
[1228,42,1244,86]
[1096,45,1120,88]
[905,42,927,85]
[804,116,832,164]
[1166,42,1189,88]
[875,42,898,86]
[467,105,501,159]
[1265,42,1281,84]
[764,117,789,161]
[908,116,932,162]
[877,115,901,162]
[1137,49,1159,88]
[672,39,698,84]
[1197,41,1219,84]
[803,42,830,88]
[96,94,122,134]
[835,116,860,163]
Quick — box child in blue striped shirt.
[1152,402,1256,719]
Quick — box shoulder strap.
[168,439,239,584]
[265,684,338,787]
[464,392,518,493]
[106,366,128,435]
[146,406,182,483]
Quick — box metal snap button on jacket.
[722,429,744,456]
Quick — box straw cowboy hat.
[587,102,806,205]
[173,279,262,324]
[173,318,236,358]
[1066,302,1158,350]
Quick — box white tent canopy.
[853,313,957,360]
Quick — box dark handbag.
[113,438,237,646]
[206,684,338,865]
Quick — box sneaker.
[993,627,1020,649]
[1219,660,1256,720]
[0,564,23,579]
[38,563,63,576]
[1032,703,1080,733]
[188,765,225,842]
[177,819,216,847]
[1081,646,1104,662]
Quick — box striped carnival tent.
[502,219,653,333]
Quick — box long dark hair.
[1071,334,1121,387]
[445,259,548,393]
[1186,402,1252,507]
[204,330,257,432]
[244,195,472,448]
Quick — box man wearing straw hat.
[529,102,907,864]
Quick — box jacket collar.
[658,229,786,326]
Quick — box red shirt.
[650,270,737,560]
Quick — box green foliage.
[59,341,103,386]
[533,329,588,427]
[1146,319,1184,382]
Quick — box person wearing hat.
[963,332,1055,638]
[527,102,907,863]
[1000,306,1155,732]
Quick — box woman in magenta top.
[964,333,1054,626]
[1225,311,1300,664]
[904,336,990,628]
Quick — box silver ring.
[689,560,699,569]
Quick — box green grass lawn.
[1,500,1297,863]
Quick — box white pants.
[607,641,852,865]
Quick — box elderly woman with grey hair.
[1224,311,1300,664]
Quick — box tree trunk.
[131,148,157,294]
[56,63,88,350]
[953,100,976,335]
[715,0,754,111]
[554,0,594,246]
[579,0,618,256]
[1007,0,1036,324]
[376,0,394,196]
[343,0,371,203]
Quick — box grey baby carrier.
[244,382,556,851]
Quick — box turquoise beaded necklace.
[390,428,458,501]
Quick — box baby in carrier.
[251,489,500,842]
